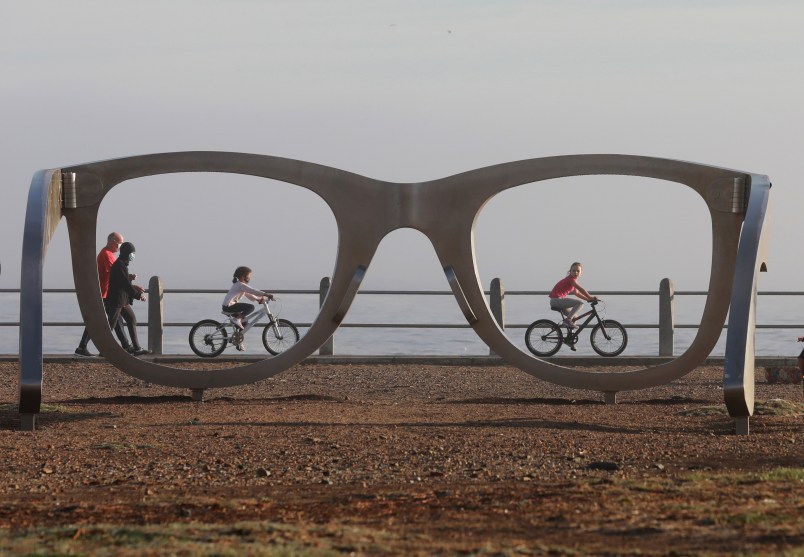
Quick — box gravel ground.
[0,360,802,555]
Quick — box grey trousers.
[550,297,584,319]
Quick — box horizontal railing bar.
[3,321,801,330]
[0,288,77,294]
[163,289,458,296]
[3,289,804,296]
[161,289,320,295]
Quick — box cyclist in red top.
[548,262,598,329]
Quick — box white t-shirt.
[223,281,265,307]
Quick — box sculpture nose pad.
[332,265,367,324]
[443,266,478,324]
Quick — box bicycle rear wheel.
[525,319,563,357]
[189,319,228,357]
[590,319,627,356]
[262,319,300,355]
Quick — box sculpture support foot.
[20,413,36,432]
[603,391,618,404]
[734,416,749,436]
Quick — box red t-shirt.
[97,247,117,298]
[549,275,577,299]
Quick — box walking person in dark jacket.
[105,242,149,356]
[75,231,134,356]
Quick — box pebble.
[587,461,619,471]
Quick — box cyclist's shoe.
[74,347,96,357]
[236,341,246,352]
[231,316,244,330]
[563,318,576,329]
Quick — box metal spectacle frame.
[19,152,770,433]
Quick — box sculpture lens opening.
[474,175,714,358]
[95,172,337,361]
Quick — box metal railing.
[1,276,801,356]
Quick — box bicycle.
[189,298,300,358]
[525,300,627,357]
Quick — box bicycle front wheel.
[525,319,563,357]
[189,319,228,358]
[262,319,300,355]
[590,319,627,357]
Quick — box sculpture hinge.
[732,177,747,214]
[61,172,77,209]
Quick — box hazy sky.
[2,1,802,295]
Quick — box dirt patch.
[0,362,802,555]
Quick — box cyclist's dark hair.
[233,266,252,283]
[567,262,582,275]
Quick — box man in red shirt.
[75,232,138,356]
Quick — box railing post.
[319,276,334,355]
[489,278,505,356]
[148,275,164,355]
[659,278,674,357]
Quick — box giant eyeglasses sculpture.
[19,153,770,434]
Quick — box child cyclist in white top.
[223,266,274,330]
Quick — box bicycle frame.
[226,301,282,338]
[564,307,597,334]
[557,303,605,345]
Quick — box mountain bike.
[525,300,627,357]
[189,298,300,357]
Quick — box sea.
[1,291,801,358]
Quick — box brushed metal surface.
[18,153,770,428]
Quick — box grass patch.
[755,399,804,416]
[0,403,72,413]
[758,467,804,482]
[622,479,681,494]
[678,405,727,416]
[0,516,602,556]
[0,521,434,556]
[684,467,804,487]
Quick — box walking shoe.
[74,347,96,357]
[563,318,576,329]
[129,347,150,356]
